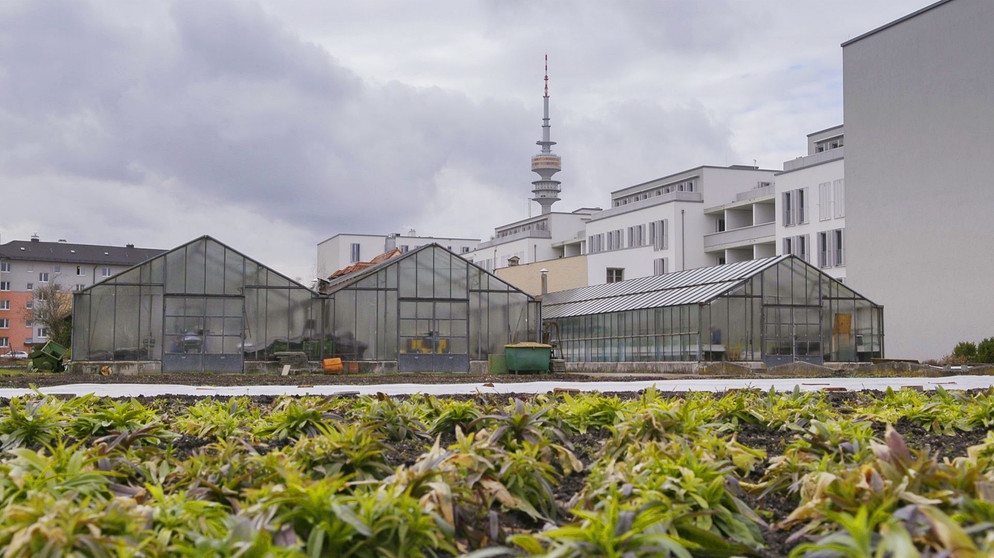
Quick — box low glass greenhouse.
[72,237,540,373]
[541,255,883,365]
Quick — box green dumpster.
[28,340,68,372]
[504,342,552,374]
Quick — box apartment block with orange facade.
[0,235,164,355]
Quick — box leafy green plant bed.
[1,387,993,556]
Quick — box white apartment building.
[843,0,994,360]
[584,166,778,285]
[775,125,847,280]
[703,181,776,267]
[0,236,164,352]
[463,209,599,273]
[316,231,480,280]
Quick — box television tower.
[530,55,562,214]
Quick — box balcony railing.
[783,146,844,172]
[703,222,776,250]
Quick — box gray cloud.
[0,0,929,279]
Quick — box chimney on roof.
[126,243,134,248]
[58,239,67,243]
[30,234,40,242]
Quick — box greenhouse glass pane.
[223,248,245,295]
[165,248,186,294]
[205,241,226,295]
[185,240,207,295]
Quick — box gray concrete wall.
[843,0,994,360]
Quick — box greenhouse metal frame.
[72,237,539,373]
[541,255,883,366]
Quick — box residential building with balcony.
[775,125,847,280]
[463,208,600,273]
[583,165,778,285]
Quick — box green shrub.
[978,337,994,364]
[953,341,977,361]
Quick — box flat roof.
[841,0,953,47]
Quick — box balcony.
[476,229,552,250]
[590,191,703,222]
[783,146,844,172]
[704,222,776,251]
[735,184,774,202]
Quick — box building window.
[784,235,808,262]
[0,281,8,291]
[0,319,8,329]
[101,267,112,277]
[819,182,832,221]
[832,229,844,266]
[0,262,9,272]
[0,337,7,348]
[350,243,361,263]
[833,179,845,218]
[461,247,470,254]
[818,229,844,268]
[606,268,624,283]
[587,234,604,254]
[796,235,808,262]
[36,327,49,339]
[26,283,33,291]
[606,230,623,251]
[653,258,668,276]
[627,225,645,248]
[797,188,807,224]
[75,284,86,292]
[783,188,808,226]
[53,266,60,273]
[76,266,83,276]
[0,300,8,310]
[716,218,726,233]
[38,272,49,283]
[25,300,32,309]
[648,220,668,250]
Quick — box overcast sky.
[1,0,929,281]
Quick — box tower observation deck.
[531,55,562,214]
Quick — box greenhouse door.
[762,304,823,366]
[398,299,469,372]
[163,296,244,373]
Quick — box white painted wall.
[775,153,846,280]
[584,166,776,284]
[317,233,479,278]
[463,211,593,272]
[843,0,994,360]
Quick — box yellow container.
[322,358,343,373]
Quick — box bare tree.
[25,279,73,348]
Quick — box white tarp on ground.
[0,375,989,398]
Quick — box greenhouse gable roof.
[319,243,534,299]
[541,256,789,319]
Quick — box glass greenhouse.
[541,255,883,366]
[72,237,540,373]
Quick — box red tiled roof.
[328,248,402,279]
